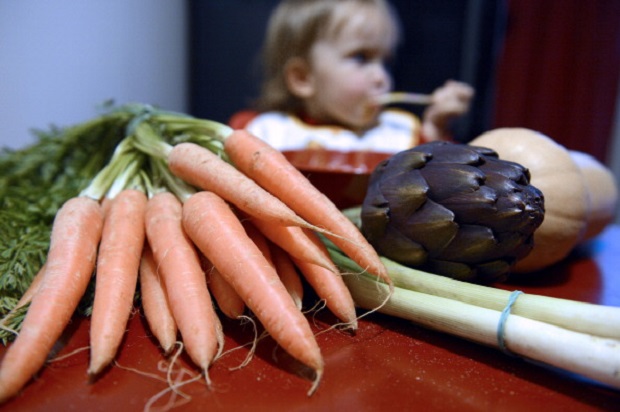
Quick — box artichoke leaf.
[422,163,486,202]
[473,259,513,283]
[436,224,499,263]
[415,141,485,165]
[469,144,499,159]
[436,185,497,221]
[377,169,428,217]
[359,202,389,242]
[482,156,533,185]
[379,149,428,171]
[399,200,458,254]
[472,260,512,283]
[422,259,476,281]
[373,226,428,266]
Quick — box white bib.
[246,109,421,153]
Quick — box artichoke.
[361,141,544,283]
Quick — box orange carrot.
[145,192,223,383]
[0,264,46,333]
[279,228,357,327]
[292,258,357,329]
[223,129,391,287]
[99,196,114,216]
[270,244,304,310]
[139,244,178,355]
[0,196,103,403]
[89,189,147,376]
[17,264,46,307]
[253,217,356,327]
[168,142,317,230]
[202,258,245,319]
[241,219,274,264]
[182,191,323,394]
[243,220,303,307]
[247,216,335,271]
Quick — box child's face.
[299,5,396,132]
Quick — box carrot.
[202,258,245,319]
[247,216,335,271]
[241,218,274,264]
[242,220,303,308]
[223,129,391,287]
[145,192,223,383]
[139,244,178,355]
[16,264,46,308]
[168,142,318,230]
[182,191,324,394]
[0,196,103,403]
[89,189,147,376]
[255,217,357,327]
[270,244,304,310]
[292,258,357,329]
[99,196,114,216]
[281,228,357,327]
[0,264,46,334]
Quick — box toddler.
[232,0,473,153]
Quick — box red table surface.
[1,226,619,412]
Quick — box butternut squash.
[569,150,619,241]
[470,128,617,273]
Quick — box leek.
[326,243,620,390]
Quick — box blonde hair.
[255,0,401,113]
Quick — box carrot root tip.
[341,319,359,333]
[203,369,213,389]
[87,369,102,384]
[307,368,324,397]
[293,297,303,311]
[162,345,176,357]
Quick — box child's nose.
[372,63,391,90]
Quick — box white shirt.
[245,109,421,153]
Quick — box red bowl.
[282,150,391,209]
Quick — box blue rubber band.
[497,290,523,355]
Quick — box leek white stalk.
[384,259,620,340]
[343,271,620,390]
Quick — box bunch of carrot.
[0,107,392,404]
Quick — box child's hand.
[430,80,474,118]
[422,80,474,140]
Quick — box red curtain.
[492,0,620,163]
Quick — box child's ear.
[285,57,315,98]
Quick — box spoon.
[375,92,433,106]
